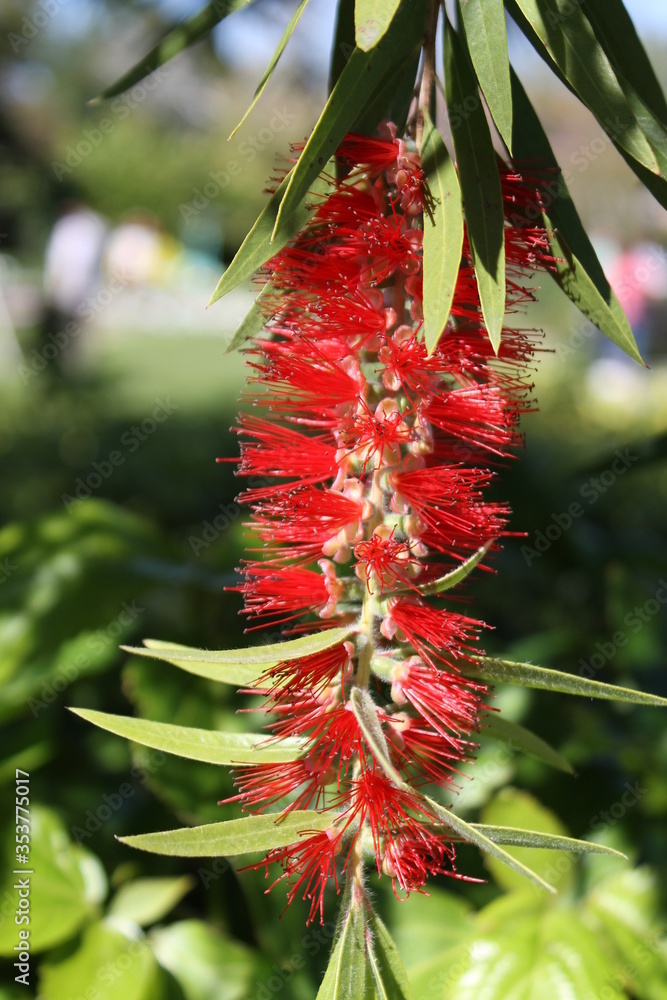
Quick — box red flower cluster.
[224,124,552,923]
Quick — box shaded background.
[0,1,666,997]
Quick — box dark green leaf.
[351,47,420,138]
[316,896,369,999]
[272,1,426,240]
[330,0,356,93]
[365,910,414,1000]
[230,0,311,137]
[444,17,505,350]
[464,655,667,705]
[70,708,305,765]
[510,68,644,364]
[459,0,513,150]
[421,112,464,355]
[208,168,332,305]
[483,712,574,773]
[118,810,335,857]
[354,0,403,52]
[508,0,658,174]
[93,1,254,102]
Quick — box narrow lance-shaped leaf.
[122,626,354,686]
[483,711,574,774]
[230,0,311,138]
[468,825,626,858]
[509,68,643,365]
[223,280,275,354]
[421,111,464,356]
[463,655,667,706]
[423,795,557,893]
[354,0,403,52]
[458,0,513,151]
[118,811,335,857]
[69,708,305,766]
[350,687,406,788]
[444,16,505,351]
[329,0,356,94]
[316,891,370,1000]
[507,0,658,175]
[92,0,254,103]
[208,167,332,305]
[365,909,414,1000]
[415,541,491,595]
[272,0,427,240]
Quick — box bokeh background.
[1,1,666,997]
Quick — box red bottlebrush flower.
[224,123,552,921]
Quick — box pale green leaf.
[509,68,643,364]
[354,0,403,52]
[118,810,335,857]
[416,542,492,595]
[350,687,405,787]
[230,0,311,138]
[444,17,505,350]
[463,655,667,706]
[509,0,658,175]
[69,708,305,766]
[208,167,332,306]
[458,0,513,150]
[123,626,354,686]
[421,112,464,355]
[93,1,254,102]
[472,824,626,859]
[366,910,414,1000]
[272,0,426,240]
[483,712,574,773]
[422,795,557,893]
[108,876,194,927]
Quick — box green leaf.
[150,919,271,1000]
[316,895,369,999]
[223,281,274,353]
[39,921,163,1000]
[350,686,406,787]
[508,0,659,175]
[472,824,625,858]
[208,167,332,306]
[458,0,513,150]
[350,46,421,138]
[123,626,353,686]
[272,0,426,240]
[230,0,311,138]
[92,1,254,102]
[118,810,335,857]
[108,876,194,927]
[445,897,626,1000]
[483,711,574,774]
[421,112,464,356]
[365,909,414,1000]
[0,806,107,956]
[444,17,505,351]
[70,708,305,766]
[422,795,557,893]
[330,0,356,93]
[354,0,403,52]
[509,68,643,364]
[463,655,667,705]
[416,541,491,595]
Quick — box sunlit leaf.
[416,542,491,595]
[93,1,255,102]
[70,708,305,765]
[463,655,667,705]
[350,687,405,787]
[444,17,505,351]
[458,0,513,150]
[354,0,403,52]
[230,0,311,138]
[366,909,414,999]
[421,112,464,355]
[108,876,194,927]
[118,810,335,857]
[316,896,369,999]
